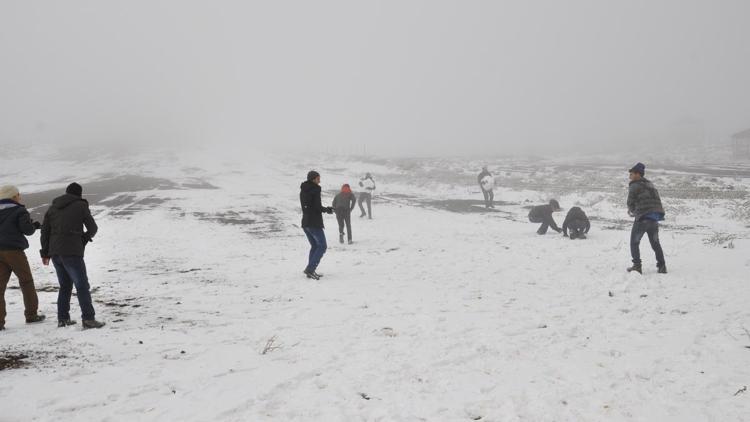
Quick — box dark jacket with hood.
[300,181,331,228]
[477,169,491,184]
[0,199,36,250]
[528,204,560,231]
[562,206,590,236]
[627,178,665,220]
[332,192,357,214]
[40,194,98,257]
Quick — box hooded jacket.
[300,181,327,228]
[40,194,98,257]
[528,204,561,231]
[0,199,36,250]
[627,178,665,220]
[562,206,590,236]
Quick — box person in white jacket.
[358,173,376,219]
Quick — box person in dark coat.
[40,183,104,329]
[626,163,667,274]
[332,184,356,244]
[0,185,46,330]
[562,206,591,240]
[300,171,333,280]
[477,166,495,208]
[528,199,562,235]
[358,173,376,219]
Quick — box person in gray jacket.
[626,163,666,274]
[332,184,356,244]
[40,183,105,329]
[528,199,562,235]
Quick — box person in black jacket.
[40,183,104,329]
[626,162,667,274]
[300,171,333,280]
[528,199,562,235]
[0,185,46,330]
[562,206,590,240]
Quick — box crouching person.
[562,206,590,239]
[528,199,562,235]
[0,185,46,330]
[40,183,105,329]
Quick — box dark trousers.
[358,192,372,218]
[52,255,96,321]
[0,250,39,327]
[303,227,327,272]
[336,211,352,241]
[529,215,557,234]
[482,189,494,208]
[630,219,665,267]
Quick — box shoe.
[58,319,77,327]
[360,213,366,218]
[313,271,324,278]
[26,314,46,324]
[82,320,105,329]
[303,269,320,280]
[0,326,4,331]
[348,239,353,245]
[339,234,344,244]
[627,264,642,274]
[657,265,667,274]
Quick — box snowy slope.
[1,147,749,421]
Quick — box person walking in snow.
[477,166,495,208]
[626,163,667,274]
[0,185,46,331]
[40,183,105,329]
[358,173,376,219]
[332,184,356,244]
[562,206,590,239]
[300,171,334,280]
[528,199,562,235]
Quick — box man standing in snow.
[528,199,562,235]
[40,183,105,329]
[477,166,495,208]
[332,184,356,244]
[358,173,376,219]
[626,163,667,274]
[562,206,590,239]
[300,171,333,280]
[0,185,46,331]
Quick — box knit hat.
[66,182,83,197]
[307,171,320,182]
[0,185,19,200]
[549,199,561,211]
[629,162,645,175]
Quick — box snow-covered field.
[2,146,749,421]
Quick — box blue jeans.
[52,256,96,321]
[303,227,327,272]
[630,219,665,267]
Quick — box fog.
[1,0,749,156]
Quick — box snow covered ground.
[2,146,750,421]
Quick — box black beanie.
[66,183,83,197]
[307,171,320,182]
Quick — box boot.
[26,314,46,324]
[339,234,344,244]
[58,319,77,328]
[303,269,319,280]
[657,265,667,274]
[82,320,106,329]
[348,239,353,245]
[627,263,642,274]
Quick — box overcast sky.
[1,0,749,156]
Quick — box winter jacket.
[332,192,357,214]
[0,199,36,250]
[562,206,590,236]
[477,169,491,184]
[300,181,331,228]
[359,177,376,192]
[40,194,98,257]
[528,204,560,231]
[627,178,665,220]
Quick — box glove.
[325,207,334,214]
[82,233,94,244]
[32,221,42,230]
